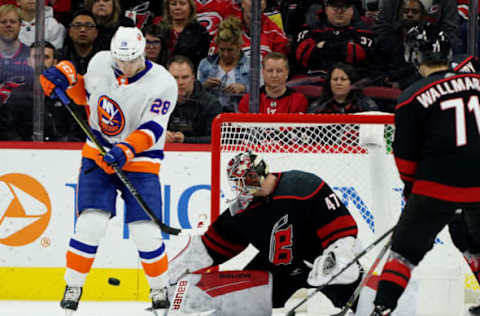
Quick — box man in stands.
[238,52,308,113]
[370,23,480,316]
[166,151,363,315]
[0,4,31,105]
[57,10,100,75]
[167,55,223,143]
[295,0,377,77]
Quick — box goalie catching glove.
[307,236,361,287]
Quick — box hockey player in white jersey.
[39,27,178,315]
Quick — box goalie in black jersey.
[166,151,364,315]
[370,24,480,316]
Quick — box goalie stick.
[53,88,184,236]
[332,238,392,316]
[285,225,395,316]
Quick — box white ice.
[0,300,477,316]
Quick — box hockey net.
[211,113,401,237]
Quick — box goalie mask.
[226,151,268,215]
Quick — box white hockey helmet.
[110,26,146,62]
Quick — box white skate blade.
[64,309,75,316]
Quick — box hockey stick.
[332,238,392,316]
[285,225,396,316]
[53,88,183,236]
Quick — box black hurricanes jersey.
[201,170,358,275]
[393,71,480,202]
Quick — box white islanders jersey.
[81,51,178,174]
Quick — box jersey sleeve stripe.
[413,180,480,202]
[125,130,154,154]
[394,157,417,177]
[316,215,358,248]
[138,121,164,142]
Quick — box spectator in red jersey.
[295,0,376,77]
[215,0,289,57]
[160,0,211,70]
[85,0,134,50]
[142,23,171,67]
[17,0,65,49]
[238,52,308,113]
[0,4,32,105]
[308,62,378,113]
[195,0,236,37]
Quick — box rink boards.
[0,144,477,313]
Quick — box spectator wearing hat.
[295,0,377,78]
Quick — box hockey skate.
[60,285,82,315]
[151,287,170,309]
[370,305,392,316]
[470,303,480,315]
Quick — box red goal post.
[210,113,401,252]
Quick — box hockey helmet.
[406,22,451,67]
[226,151,268,214]
[110,26,146,62]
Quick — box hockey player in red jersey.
[370,24,480,316]
[167,151,364,314]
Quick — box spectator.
[167,55,222,143]
[295,0,376,77]
[0,4,31,105]
[380,0,427,89]
[456,0,480,55]
[85,0,134,50]
[161,0,211,70]
[308,62,378,113]
[223,0,289,57]
[197,16,249,112]
[17,0,66,49]
[376,0,460,52]
[195,0,236,37]
[2,42,83,141]
[121,0,164,28]
[143,23,170,67]
[238,52,308,113]
[57,10,99,75]
[362,0,381,25]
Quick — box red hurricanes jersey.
[238,87,308,114]
[195,0,236,36]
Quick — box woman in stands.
[142,23,170,67]
[197,16,249,112]
[159,0,211,70]
[308,62,379,113]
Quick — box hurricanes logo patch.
[97,95,125,136]
[0,173,51,246]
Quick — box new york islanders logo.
[97,95,125,136]
[0,174,51,246]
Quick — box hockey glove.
[39,60,77,97]
[307,236,361,287]
[98,143,136,174]
[346,41,367,64]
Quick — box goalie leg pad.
[168,235,214,287]
[129,220,168,288]
[65,209,110,286]
[169,271,272,316]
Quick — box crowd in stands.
[0,0,476,143]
